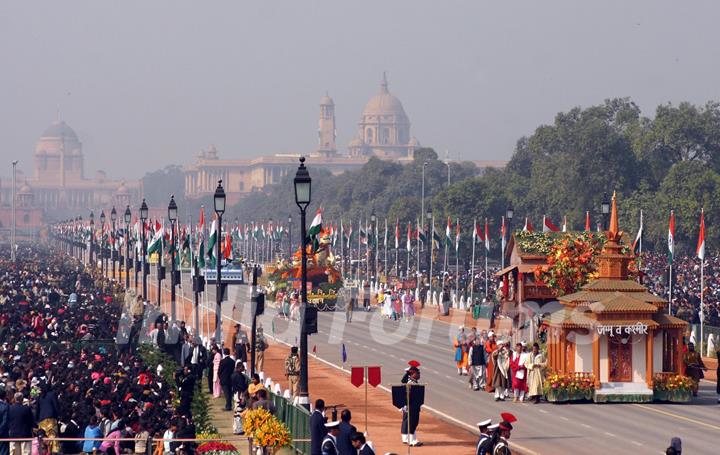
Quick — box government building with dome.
[184,75,503,203]
[0,119,142,235]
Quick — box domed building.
[348,73,420,159]
[0,117,142,222]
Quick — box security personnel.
[321,421,341,455]
[285,346,301,397]
[493,420,513,455]
[476,419,494,455]
[401,365,422,446]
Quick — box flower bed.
[242,408,292,449]
[196,441,240,455]
[653,374,693,402]
[543,372,595,402]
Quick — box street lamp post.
[11,160,18,262]
[505,204,514,270]
[89,211,95,267]
[140,200,149,301]
[168,195,178,322]
[420,161,428,234]
[124,206,131,289]
[294,157,313,409]
[425,209,432,308]
[601,193,610,230]
[213,181,226,343]
[100,210,107,278]
[370,212,377,283]
[111,207,117,281]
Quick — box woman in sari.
[212,348,222,398]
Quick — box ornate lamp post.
[140,199,149,301]
[111,206,117,281]
[168,195,178,322]
[89,211,95,266]
[124,206,131,289]
[213,181,226,343]
[601,193,610,230]
[370,212,377,282]
[425,209,432,308]
[294,157,312,409]
[100,210,107,278]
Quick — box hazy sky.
[1,0,719,180]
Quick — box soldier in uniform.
[285,346,301,397]
[321,421,341,455]
[493,420,513,455]
[401,365,423,446]
[475,419,493,455]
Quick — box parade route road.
[179,278,719,454]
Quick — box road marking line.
[560,416,569,421]
[538,409,548,414]
[632,404,720,430]
[630,441,642,446]
[604,432,616,437]
[580,424,591,429]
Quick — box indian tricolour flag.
[197,207,206,268]
[206,217,218,261]
[307,209,322,252]
[667,210,675,264]
[147,221,163,255]
[697,208,705,261]
[445,217,453,249]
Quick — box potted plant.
[544,372,595,402]
[653,374,693,402]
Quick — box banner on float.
[204,268,245,284]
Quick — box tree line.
[145,98,720,258]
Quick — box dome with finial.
[18,180,32,195]
[361,72,408,120]
[116,180,129,195]
[35,118,82,155]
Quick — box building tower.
[317,93,337,156]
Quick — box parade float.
[511,194,691,403]
[265,226,343,311]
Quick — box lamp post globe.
[140,200,149,222]
[293,156,312,410]
[601,192,610,229]
[124,206,131,224]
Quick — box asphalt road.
[172,277,720,454]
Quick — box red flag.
[367,366,382,387]
[198,206,205,230]
[697,208,705,260]
[312,345,317,354]
[350,367,364,388]
[223,232,232,259]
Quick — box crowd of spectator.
[641,252,720,327]
[0,246,195,454]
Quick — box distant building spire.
[381,71,388,93]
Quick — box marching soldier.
[493,420,514,455]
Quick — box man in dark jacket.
[176,366,196,418]
[8,392,33,455]
[336,409,357,455]
[231,364,249,398]
[217,348,236,410]
[309,399,327,455]
[185,338,208,380]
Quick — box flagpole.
[416,219,420,281]
[429,215,434,306]
[340,220,345,282]
[357,219,361,284]
[501,216,506,270]
[470,219,476,306]
[455,218,459,303]
[384,219,388,279]
[700,252,704,354]
[639,210,643,271]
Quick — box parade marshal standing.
[394,362,424,447]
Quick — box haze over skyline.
[1,0,719,179]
